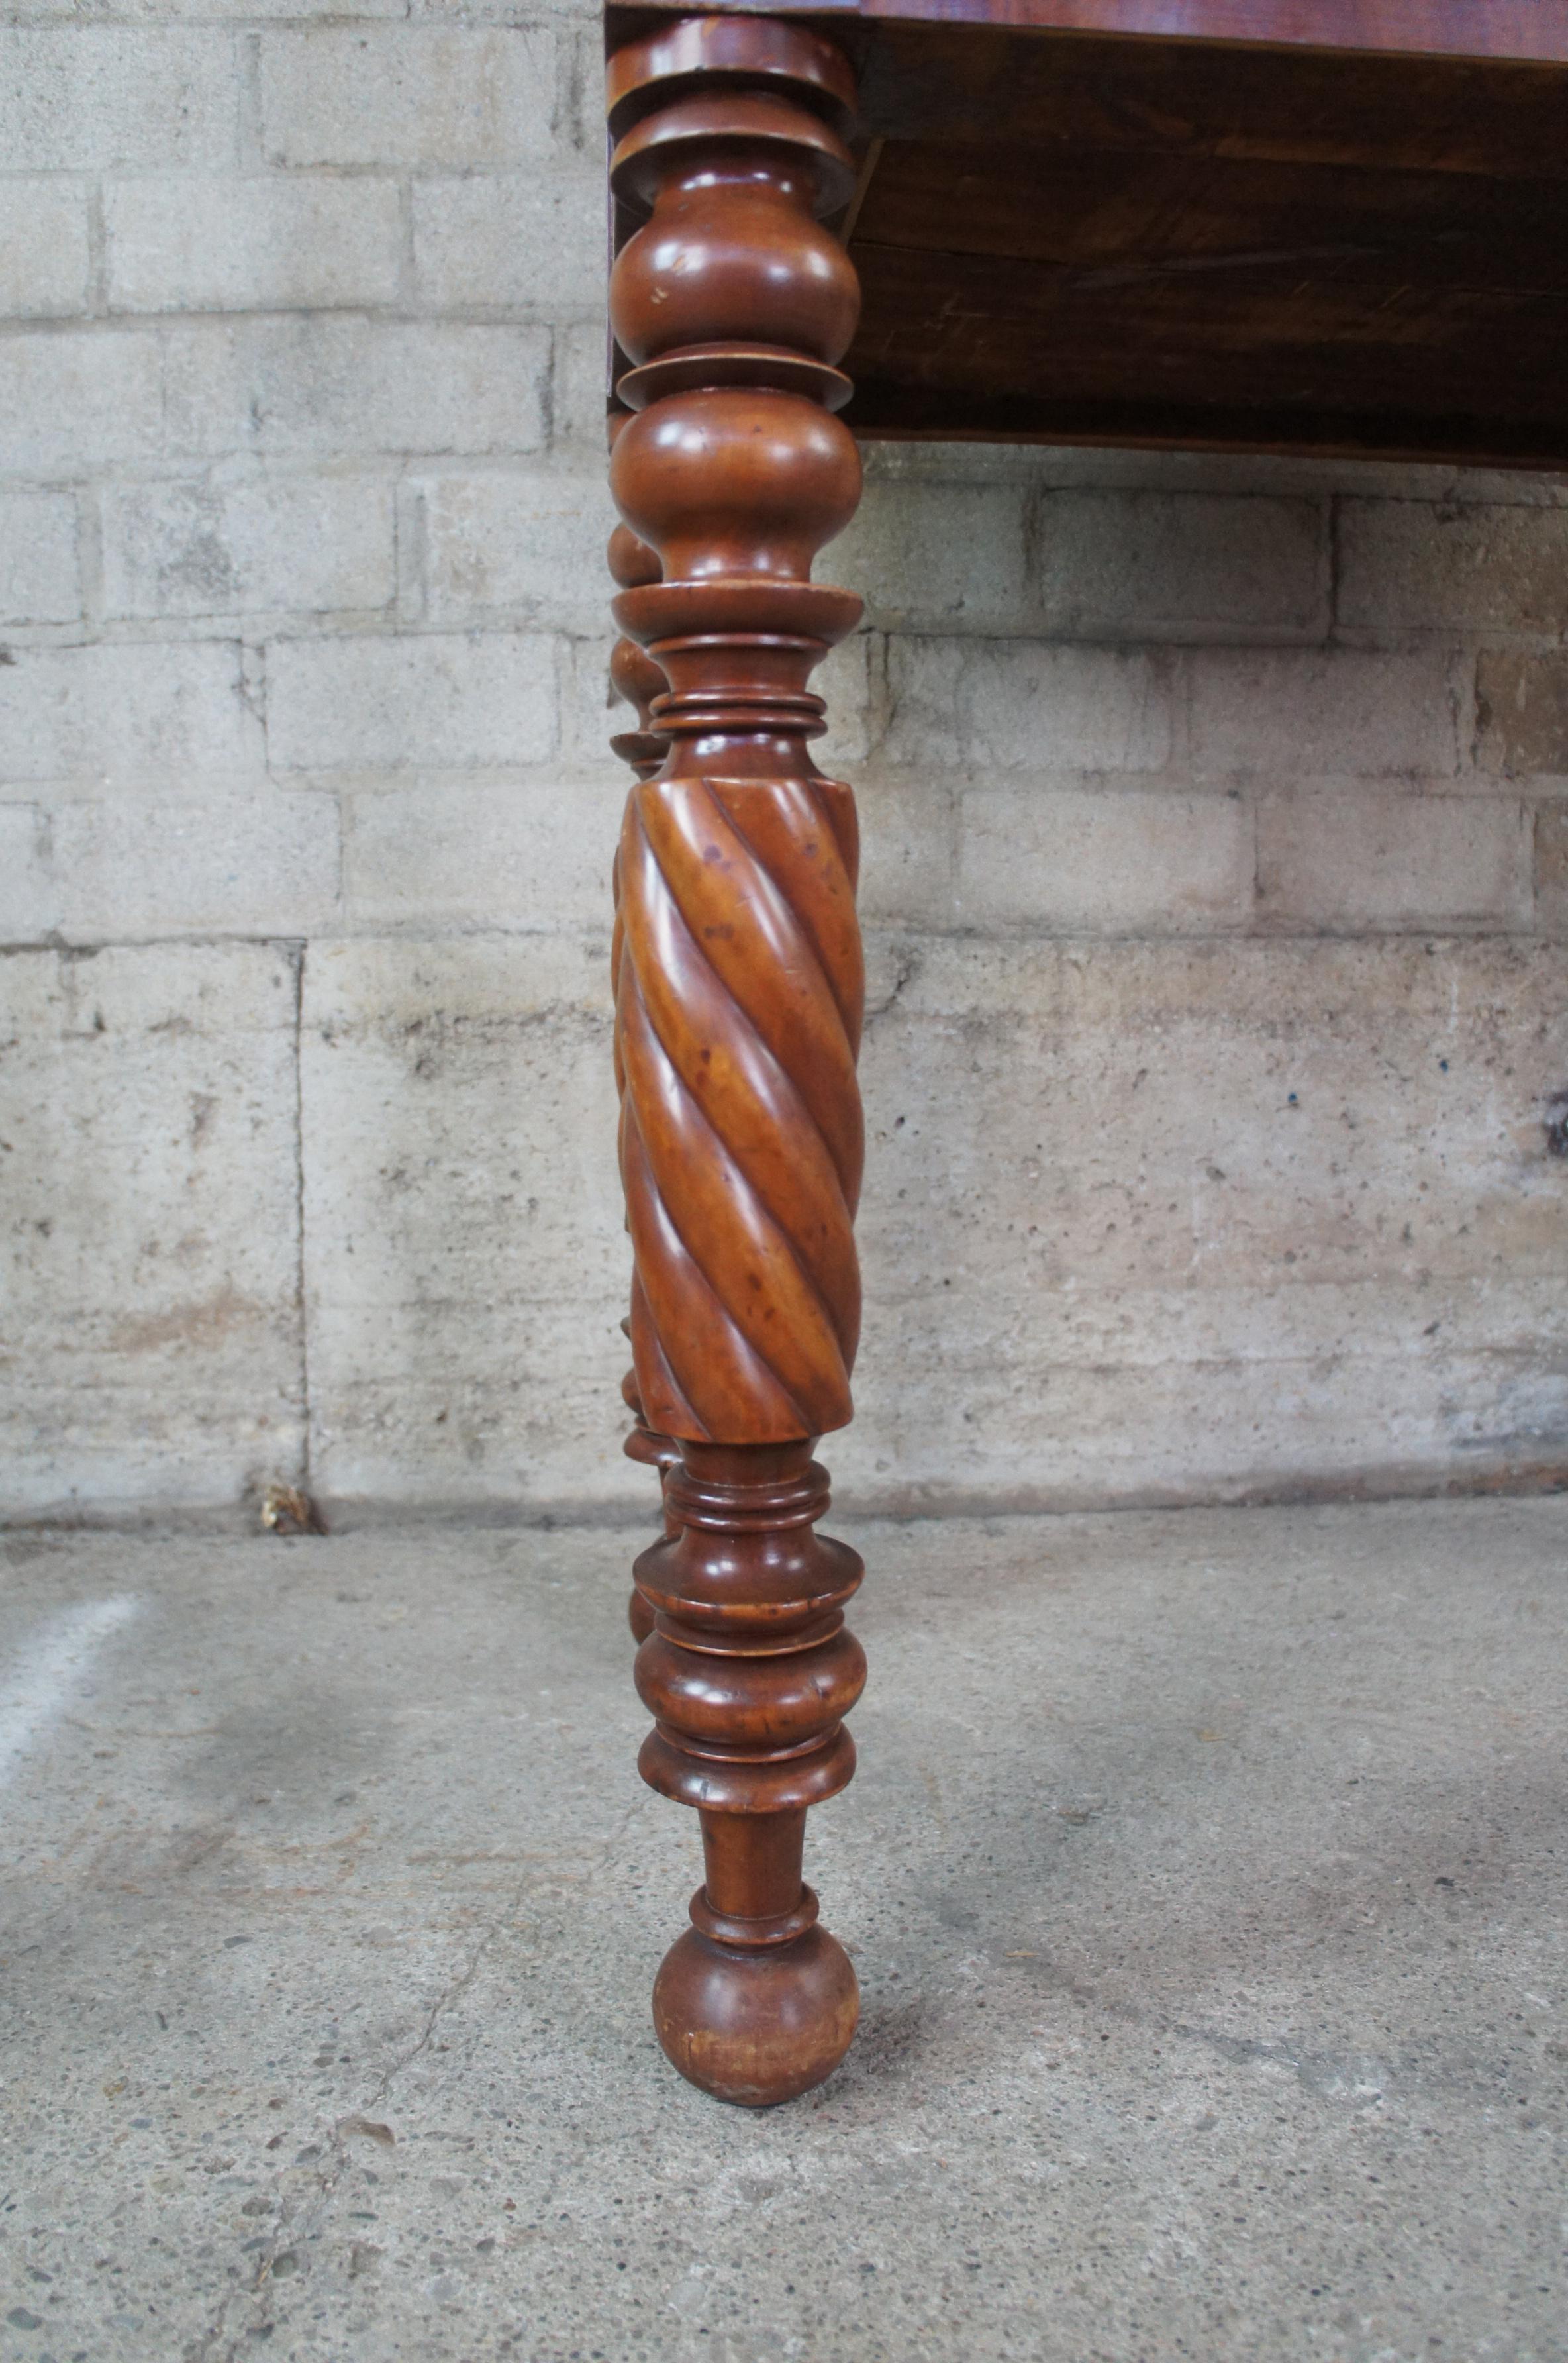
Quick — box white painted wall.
[2,1,1565,1521]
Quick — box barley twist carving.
[607,461,679,1632]
[616,766,863,1442]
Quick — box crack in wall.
[290,939,312,1498]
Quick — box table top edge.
[605,0,1568,70]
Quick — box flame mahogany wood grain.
[607,0,1568,466]
[606,13,869,2105]
[609,0,1568,70]
[849,0,1568,60]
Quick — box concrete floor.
[0,1499,1564,2363]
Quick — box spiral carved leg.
[606,15,867,2103]
[607,472,677,1627]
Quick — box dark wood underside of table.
[609,0,1568,468]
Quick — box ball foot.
[652,1925,859,2107]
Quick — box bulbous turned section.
[609,389,861,593]
[628,1568,657,1647]
[608,517,660,592]
[638,1623,866,1755]
[609,638,668,781]
[654,1924,858,2107]
[608,515,658,583]
[610,632,660,711]
[605,16,857,146]
[611,99,859,369]
[606,479,669,782]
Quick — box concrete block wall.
[1,2,1565,1523]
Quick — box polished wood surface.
[922,0,1568,61]
[613,0,1568,70]
[606,447,679,1639]
[609,0,1568,465]
[606,14,869,2105]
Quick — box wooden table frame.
[599,0,1568,2105]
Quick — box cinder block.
[103,472,395,621]
[0,942,304,1517]
[1035,491,1326,637]
[1258,790,1532,932]
[1476,650,1568,779]
[814,632,876,772]
[555,11,603,156]
[853,772,958,931]
[1537,805,1568,938]
[418,467,612,631]
[52,790,341,940]
[0,492,81,625]
[105,177,403,313]
[1338,498,1568,632]
[412,174,605,311]
[260,27,554,167]
[558,630,628,772]
[885,638,1174,773]
[0,641,260,793]
[82,0,407,15]
[0,178,90,317]
[1191,646,1459,777]
[0,330,163,474]
[0,30,235,171]
[836,1282,1568,1506]
[344,779,612,934]
[299,934,639,1509]
[856,934,1565,1324]
[0,804,58,942]
[266,631,558,773]
[834,481,1030,633]
[164,319,550,460]
[552,314,611,449]
[959,785,1253,934]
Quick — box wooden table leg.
[605,15,868,2106]
[607,482,678,1639]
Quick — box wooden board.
[612,0,1568,68]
